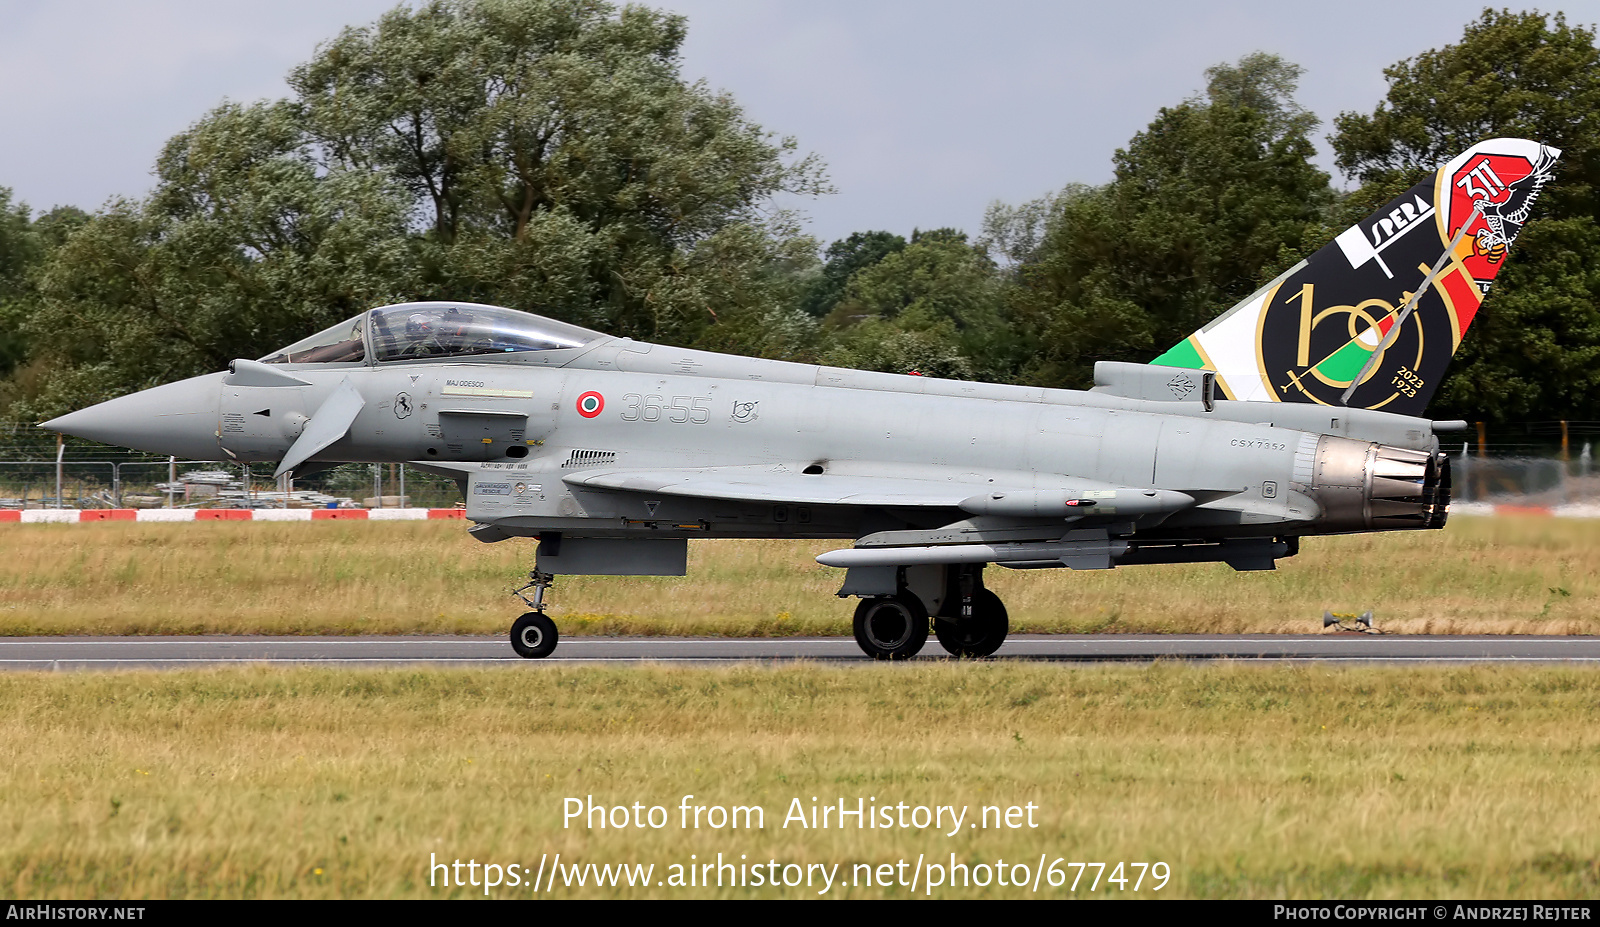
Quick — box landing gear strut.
[510,570,559,659]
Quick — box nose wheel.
[511,611,558,658]
[510,571,560,659]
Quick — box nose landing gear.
[510,570,559,659]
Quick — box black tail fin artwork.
[1152,138,1560,415]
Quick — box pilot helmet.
[406,313,433,337]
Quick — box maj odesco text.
[563,795,1040,837]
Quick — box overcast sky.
[3,0,1598,246]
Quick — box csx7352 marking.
[1229,438,1288,451]
[619,395,711,424]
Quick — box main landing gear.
[933,588,1008,659]
[504,563,1010,662]
[850,564,1009,660]
[510,570,559,659]
[853,595,928,660]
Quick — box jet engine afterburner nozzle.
[1307,436,1450,533]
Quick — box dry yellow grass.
[0,515,1595,636]
[4,663,1600,899]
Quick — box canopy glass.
[259,303,605,365]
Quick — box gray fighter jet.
[43,138,1558,659]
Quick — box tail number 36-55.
[618,394,712,424]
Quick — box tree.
[10,0,828,419]
[0,188,36,299]
[799,230,905,317]
[822,229,1012,379]
[1012,54,1332,388]
[979,193,1063,269]
[828,230,995,328]
[290,0,828,341]
[1332,10,1600,207]
[29,206,90,252]
[1203,52,1318,142]
[1332,9,1600,421]
[0,188,39,386]
[16,101,417,419]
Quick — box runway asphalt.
[3,634,1600,669]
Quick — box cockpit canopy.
[258,302,606,365]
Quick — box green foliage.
[980,193,1063,268]
[28,206,89,252]
[830,231,992,327]
[1331,9,1600,422]
[11,6,1600,426]
[1012,55,1333,388]
[1203,52,1318,142]
[10,0,828,420]
[799,230,905,318]
[290,0,828,341]
[0,188,37,300]
[0,195,85,411]
[16,101,416,420]
[0,188,39,382]
[1431,216,1600,419]
[821,316,976,381]
[821,230,1014,379]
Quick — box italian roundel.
[576,391,605,418]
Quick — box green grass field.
[5,517,1598,899]
[5,663,1600,899]
[0,515,1595,636]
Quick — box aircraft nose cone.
[40,372,225,459]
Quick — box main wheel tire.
[934,589,1008,658]
[510,611,559,659]
[852,594,929,660]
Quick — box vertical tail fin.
[1152,138,1560,415]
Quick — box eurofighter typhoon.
[43,139,1559,659]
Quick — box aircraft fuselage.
[116,338,1450,547]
